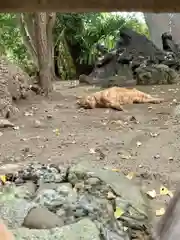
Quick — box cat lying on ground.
[77,87,164,110]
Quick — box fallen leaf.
[160,186,173,197]
[114,207,125,219]
[126,172,135,180]
[24,111,33,116]
[13,126,20,130]
[146,189,157,199]
[150,132,159,137]
[89,148,96,154]
[121,155,131,160]
[53,129,60,136]
[0,175,6,184]
[107,191,116,200]
[111,120,124,125]
[136,141,142,147]
[156,208,165,216]
[154,154,160,159]
[123,226,128,232]
[111,168,121,172]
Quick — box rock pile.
[0,161,153,240]
[79,28,180,87]
[0,57,31,118]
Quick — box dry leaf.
[24,111,33,116]
[111,168,121,172]
[53,129,60,136]
[146,189,157,199]
[156,208,165,216]
[0,175,6,184]
[168,157,174,161]
[114,207,125,219]
[121,155,131,160]
[13,126,20,130]
[89,148,96,154]
[136,141,142,147]
[107,191,116,200]
[150,132,159,137]
[126,172,135,180]
[172,99,177,104]
[154,154,160,159]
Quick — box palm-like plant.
[54,13,149,79]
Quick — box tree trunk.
[34,13,53,95]
[144,13,170,49]
[17,12,56,95]
[47,12,56,80]
[170,14,180,44]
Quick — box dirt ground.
[1,81,180,199]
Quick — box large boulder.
[135,64,179,85]
[12,218,101,240]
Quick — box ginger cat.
[77,87,164,110]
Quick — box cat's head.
[76,95,96,109]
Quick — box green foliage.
[54,12,149,79]
[0,12,149,79]
[0,14,27,65]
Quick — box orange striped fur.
[77,87,164,110]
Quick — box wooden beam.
[0,0,179,12]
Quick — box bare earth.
[1,81,180,201]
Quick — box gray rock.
[34,183,77,210]
[18,163,68,183]
[68,161,149,223]
[0,198,37,228]
[23,207,64,229]
[15,181,36,199]
[12,218,101,240]
[135,64,179,85]
[0,185,38,228]
[37,182,60,193]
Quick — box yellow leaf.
[111,168,120,172]
[156,208,165,216]
[53,129,60,136]
[114,207,125,219]
[126,172,135,180]
[160,186,173,197]
[146,189,157,199]
[0,175,6,184]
